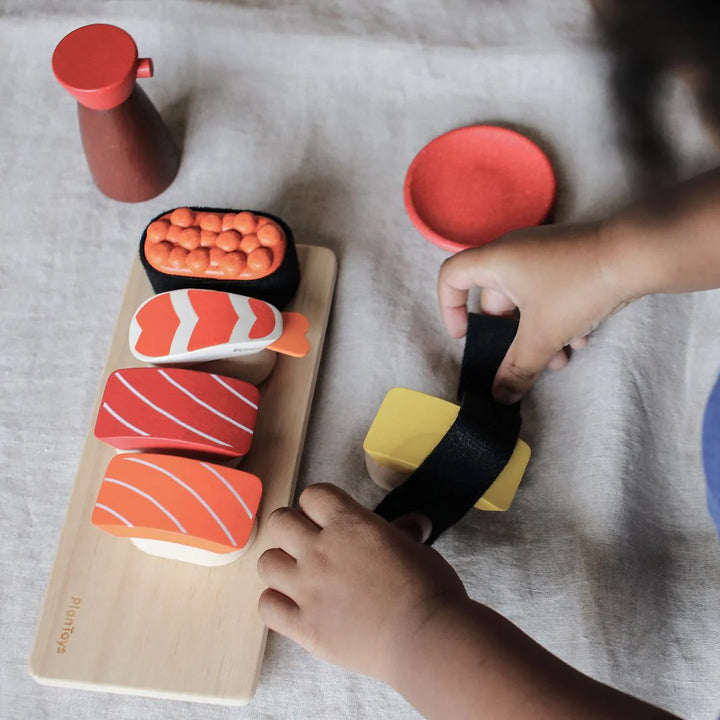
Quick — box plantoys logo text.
[56,596,82,655]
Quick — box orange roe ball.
[216,229,241,252]
[233,211,258,234]
[209,247,225,268]
[247,247,272,274]
[171,207,194,227]
[240,233,261,254]
[168,246,189,268]
[220,252,247,277]
[200,229,218,247]
[256,215,271,228]
[257,223,283,247]
[222,213,236,231]
[147,241,173,266]
[166,224,184,244]
[146,219,170,243]
[186,248,210,274]
[179,227,201,250]
[200,214,222,232]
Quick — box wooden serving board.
[29,245,337,705]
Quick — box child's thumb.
[491,322,557,404]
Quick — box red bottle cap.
[52,24,154,110]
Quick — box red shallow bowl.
[404,125,556,253]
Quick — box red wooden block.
[94,367,260,460]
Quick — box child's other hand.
[438,222,632,404]
[259,485,683,720]
[257,483,467,683]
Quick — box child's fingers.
[297,483,360,528]
[547,349,569,370]
[438,248,499,338]
[480,287,516,316]
[569,335,589,350]
[258,588,303,642]
[440,302,469,339]
[492,321,560,404]
[390,513,432,543]
[257,548,298,598]
[265,506,321,556]
[437,256,470,338]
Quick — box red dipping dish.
[404,125,556,253]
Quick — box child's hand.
[257,483,467,683]
[438,222,632,404]
[258,484,680,720]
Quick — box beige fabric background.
[1,1,719,718]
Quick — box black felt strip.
[457,313,521,401]
[375,313,521,544]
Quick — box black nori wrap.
[139,206,301,309]
[375,314,522,544]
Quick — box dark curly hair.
[595,0,720,185]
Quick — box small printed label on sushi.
[55,595,82,655]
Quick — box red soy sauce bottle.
[52,24,180,203]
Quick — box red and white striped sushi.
[92,453,262,565]
[94,367,260,460]
[129,288,310,364]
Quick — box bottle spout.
[136,58,154,79]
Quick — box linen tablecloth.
[2,1,719,718]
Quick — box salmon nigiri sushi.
[92,453,262,566]
[94,367,260,460]
[129,288,310,364]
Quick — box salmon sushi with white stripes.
[94,367,259,460]
[91,453,262,565]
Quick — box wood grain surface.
[29,244,337,705]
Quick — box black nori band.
[139,207,301,309]
[374,314,522,544]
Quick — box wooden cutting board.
[29,244,337,705]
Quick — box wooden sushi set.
[30,207,337,704]
[37,24,536,708]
